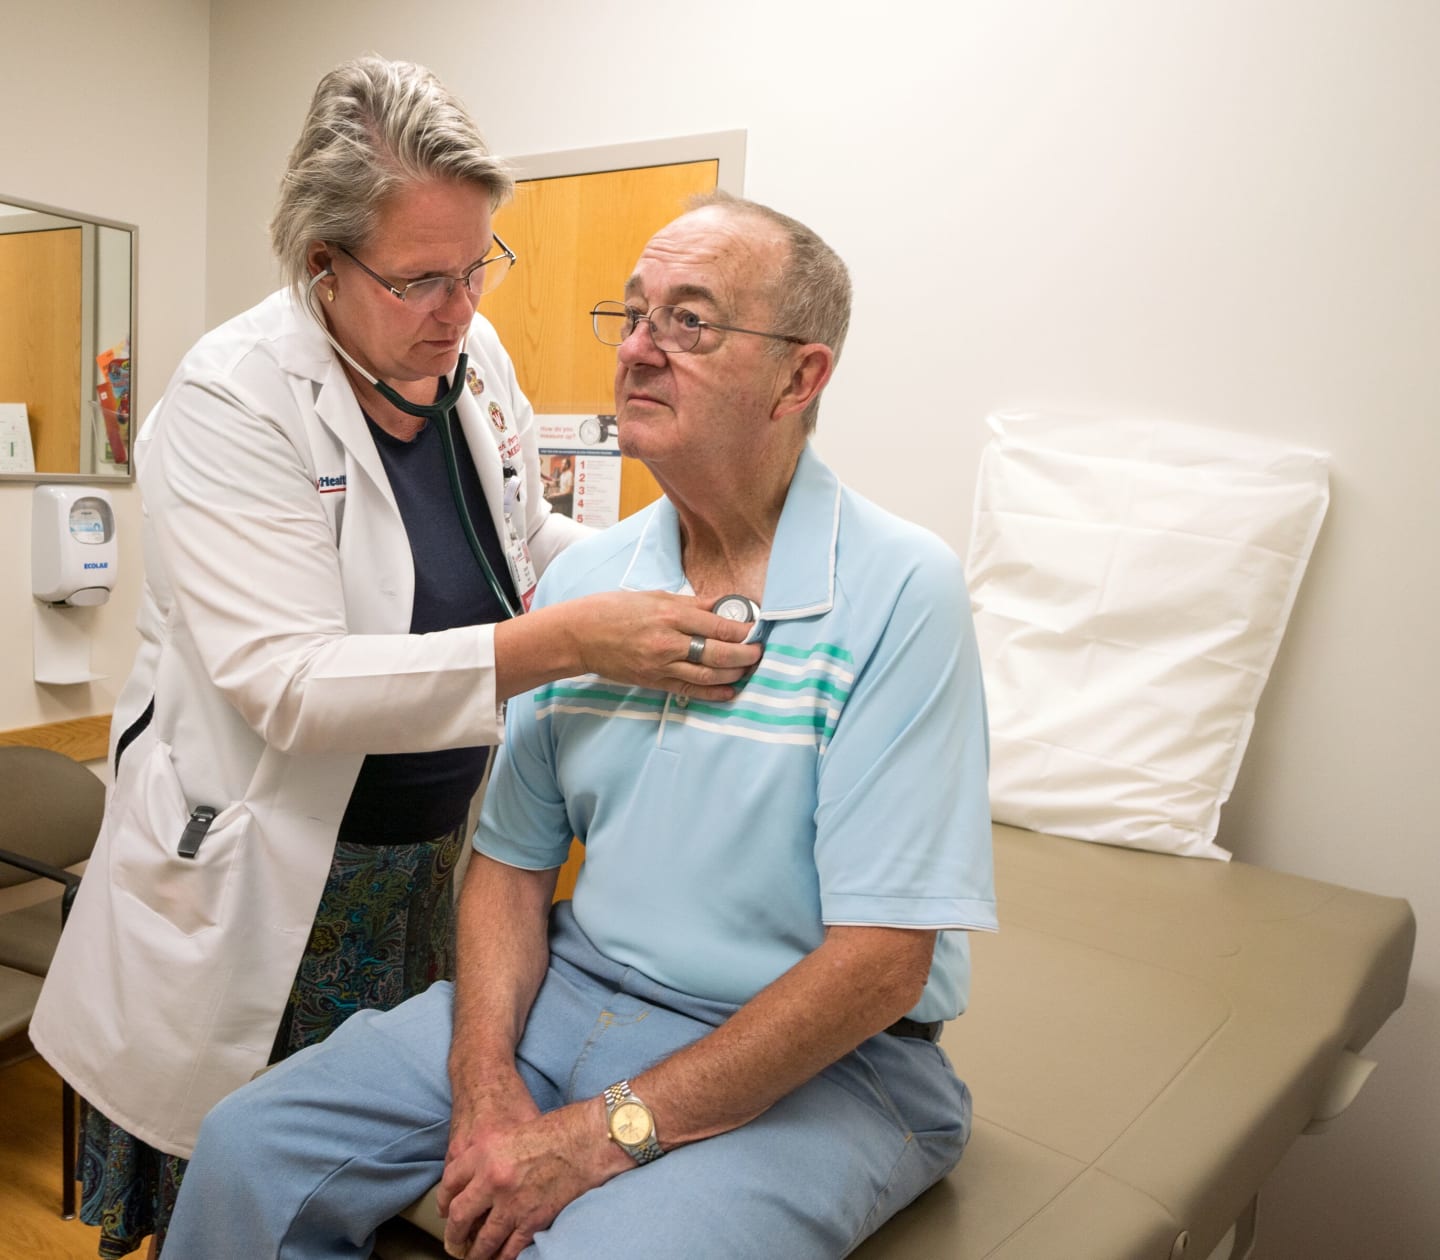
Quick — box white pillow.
[967,412,1329,860]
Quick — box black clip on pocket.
[178,805,218,859]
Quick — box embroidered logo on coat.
[317,474,347,494]
[466,365,485,397]
[489,401,507,432]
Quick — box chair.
[0,964,45,1041]
[0,744,107,1220]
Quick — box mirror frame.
[0,191,137,484]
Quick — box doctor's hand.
[438,1096,626,1260]
[565,590,761,700]
[499,590,761,704]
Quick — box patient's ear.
[771,343,835,424]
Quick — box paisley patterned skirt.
[78,826,465,1257]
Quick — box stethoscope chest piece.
[713,593,760,624]
[713,593,764,645]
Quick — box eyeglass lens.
[591,303,702,352]
[405,252,513,312]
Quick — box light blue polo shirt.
[475,446,997,1021]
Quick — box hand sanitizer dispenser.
[32,485,119,685]
[33,485,118,606]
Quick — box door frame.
[508,130,746,193]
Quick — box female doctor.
[30,56,759,1258]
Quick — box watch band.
[604,1079,664,1164]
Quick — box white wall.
[208,0,1440,1254]
[0,0,211,735]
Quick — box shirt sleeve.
[148,359,502,756]
[814,543,997,933]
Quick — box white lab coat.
[30,289,584,1157]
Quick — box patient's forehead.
[627,207,786,317]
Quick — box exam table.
[373,822,1415,1260]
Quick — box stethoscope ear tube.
[435,400,522,620]
[304,270,520,619]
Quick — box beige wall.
[0,0,210,737]
[7,0,1433,1253]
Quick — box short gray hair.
[271,55,514,295]
[687,192,852,432]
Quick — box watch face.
[611,1100,653,1146]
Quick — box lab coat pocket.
[109,738,248,936]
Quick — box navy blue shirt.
[337,402,518,845]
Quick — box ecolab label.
[83,561,109,570]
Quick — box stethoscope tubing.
[304,270,520,619]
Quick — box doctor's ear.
[305,242,337,284]
[305,246,337,304]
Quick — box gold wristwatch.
[603,1079,664,1165]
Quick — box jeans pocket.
[839,1036,973,1152]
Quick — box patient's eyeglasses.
[589,301,806,354]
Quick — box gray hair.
[271,55,514,295]
[687,191,852,433]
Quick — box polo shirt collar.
[620,444,840,620]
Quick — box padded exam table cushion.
[376,824,1414,1260]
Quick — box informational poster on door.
[0,402,35,474]
[537,414,623,529]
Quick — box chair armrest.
[0,847,82,891]
[0,847,83,923]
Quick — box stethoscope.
[713,595,765,650]
[713,594,760,628]
[306,269,521,619]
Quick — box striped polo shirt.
[475,446,997,1020]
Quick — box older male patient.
[164,194,996,1260]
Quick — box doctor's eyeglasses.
[590,301,806,353]
[338,236,517,312]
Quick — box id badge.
[499,467,535,610]
[504,522,537,611]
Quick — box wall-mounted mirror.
[0,193,135,482]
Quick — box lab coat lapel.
[310,358,397,517]
[269,290,397,518]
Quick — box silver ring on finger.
[686,635,707,665]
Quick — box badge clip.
[178,805,218,859]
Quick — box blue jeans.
[164,905,972,1259]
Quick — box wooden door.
[0,227,82,471]
[482,159,719,899]
[484,160,718,519]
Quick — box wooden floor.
[0,1041,108,1260]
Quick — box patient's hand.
[437,1095,627,1260]
[444,1066,541,1170]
